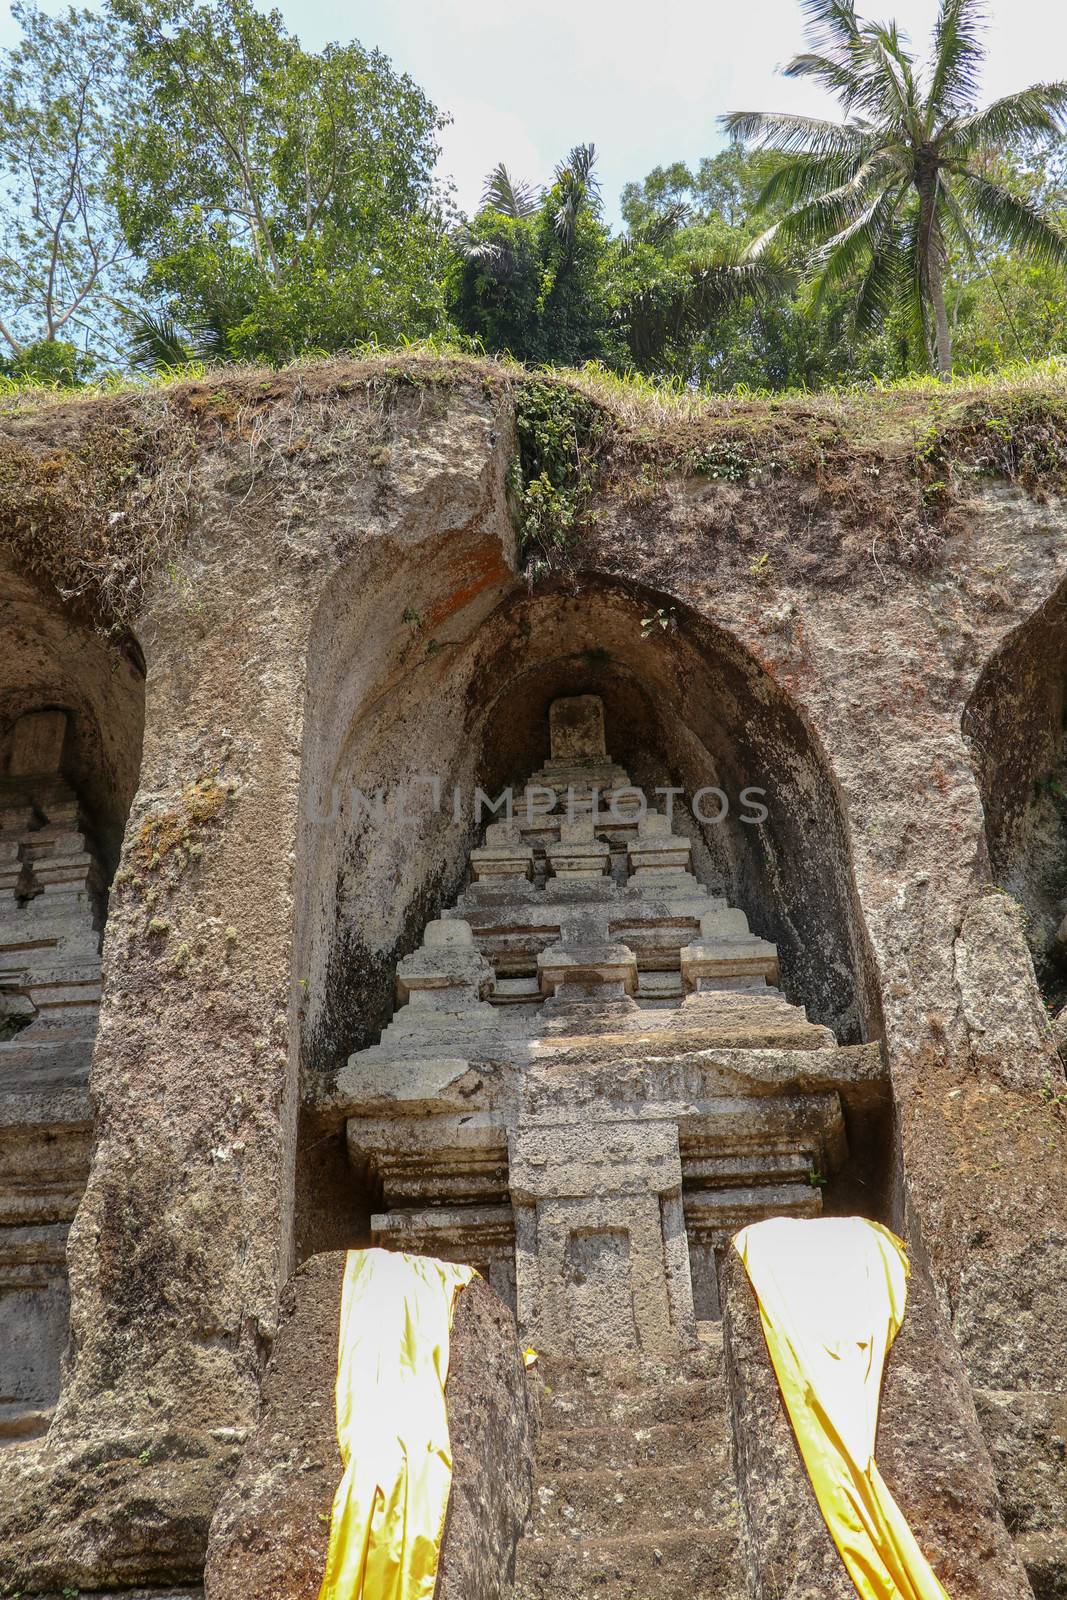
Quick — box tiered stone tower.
[334,696,884,1595]
[338,696,882,1351]
[0,710,103,1438]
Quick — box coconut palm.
[723,0,1067,374]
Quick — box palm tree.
[551,144,601,261]
[618,206,795,365]
[723,0,1067,375]
[480,163,541,220]
[126,307,228,371]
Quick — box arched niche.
[0,565,145,879]
[0,559,146,1439]
[293,560,882,1257]
[964,574,1067,1005]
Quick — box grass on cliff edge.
[3,339,1067,434]
[2,343,1067,627]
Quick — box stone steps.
[530,1461,735,1539]
[513,1527,742,1600]
[514,1339,743,1599]
[539,1369,724,1432]
[537,1416,728,1473]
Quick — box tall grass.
[2,341,1065,432]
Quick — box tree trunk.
[918,176,953,379]
[928,258,953,379]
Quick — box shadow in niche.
[293,572,888,1259]
[0,564,146,1440]
[965,573,1067,1010]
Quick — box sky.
[2,0,1065,226]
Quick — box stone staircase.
[513,1329,744,1600]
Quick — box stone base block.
[720,1246,1032,1600]
[203,1252,536,1600]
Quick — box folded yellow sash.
[317,1249,476,1600]
[733,1215,949,1600]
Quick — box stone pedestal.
[511,1116,694,1356]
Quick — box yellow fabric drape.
[317,1248,476,1600]
[733,1215,950,1600]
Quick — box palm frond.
[456,230,504,266]
[798,0,863,57]
[757,152,860,210]
[812,182,908,303]
[782,51,869,108]
[453,224,527,284]
[557,144,600,199]
[766,163,891,253]
[623,251,793,363]
[742,219,784,259]
[552,144,601,256]
[895,218,928,351]
[687,252,796,307]
[926,0,986,125]
[616,202,690,260]
[481,162,541,219]
[864,24,923,133]
[941,83,1067,155]
[721,110,868,158]
[854,215,924,342]
[128,309,196,370]
[951,169,1067,266]
[850,232,905,332]
[640,201,692,248]
[758,147,901,213]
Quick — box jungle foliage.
[0,0,1064,388]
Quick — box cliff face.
[0,355,1064,1598]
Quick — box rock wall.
[203,1254,535,1600]
[0,359,1064,1593]
[721,1247,1030,1599]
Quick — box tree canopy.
[110,0,452,364]
[0,0,1064,389]
[0,2,132,376]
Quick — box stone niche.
[0,709,108,1438]
[966,571,1067,1014]
[0,573,144,1443]
[295,577,885,1263]
[325,694,889,1357]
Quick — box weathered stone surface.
[2,362,1066,1592]
[514,1332,744,1600]
[30,1592,202,1599]
[976,1386,1067,1534]
[721,1247,1031,1600]
[548,695,606,762]
[203,1253,536,1600]
[954,893,1060,1092]
[438,1273,538,1600]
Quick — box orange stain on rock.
[424,545,512,631]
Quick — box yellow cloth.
[733,1216,949,1600]
[317,1248,476,1600]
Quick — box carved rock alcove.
[0,566,144,1441]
